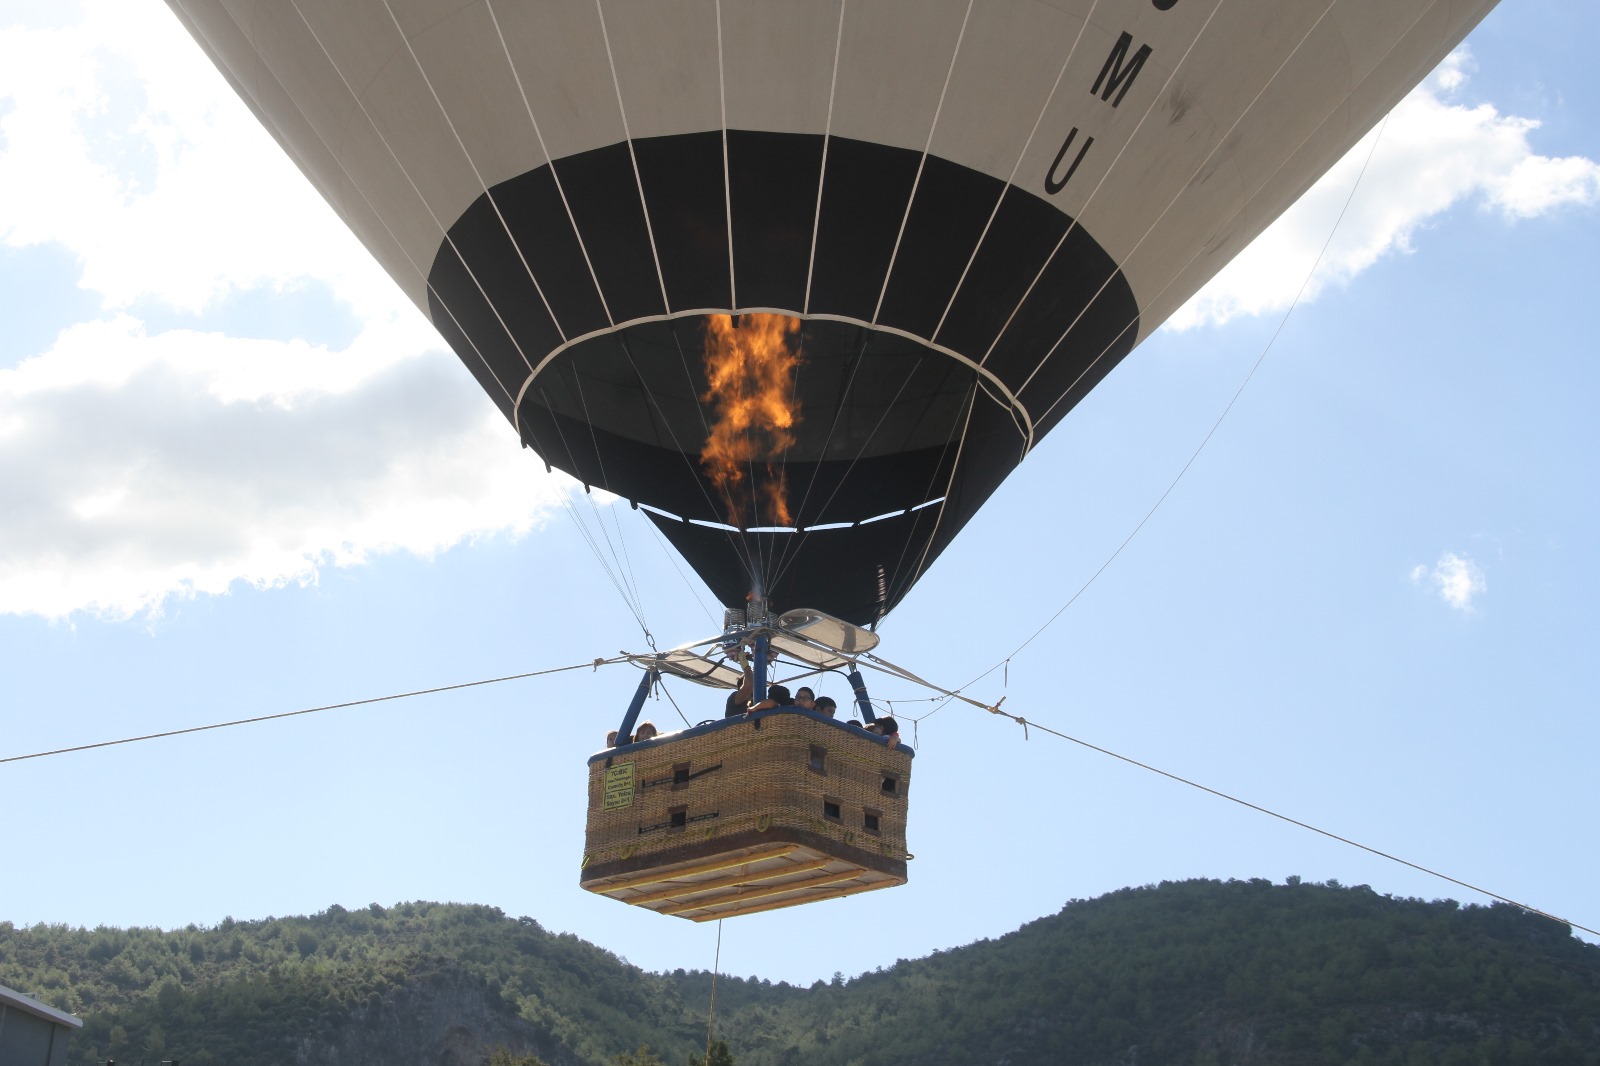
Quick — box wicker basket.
[581,708,913,920]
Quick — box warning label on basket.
[603,764,635,810]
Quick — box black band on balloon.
[426,131,1139,624]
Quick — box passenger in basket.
[814,696,838,718]
[724,665,754,717]
[865,721,884,735]
[877,716,902,749]
[795,686,816,710]
[634,721,659,742]
[749,684,793,712]
[606,729,619,747]
[723,645,777,716]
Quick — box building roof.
[0,981,82,1029]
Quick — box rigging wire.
[647,521,721,630]
[852,652,1597,939]
[534,393,655,644]
[656,676,696,729]
[778,0,1298,611]
[379,0,695,650]
[959,111,1395,696]
[273,1,661,646]
[568,365,652,629]
[623,323,765,593]
[0,657,632,767]
[556,486,654,643]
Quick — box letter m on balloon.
[1091,32,1153,108]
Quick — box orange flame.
[699,313,802,527]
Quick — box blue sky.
[2,1,1597,989]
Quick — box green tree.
[689,1038,735,1066]
[488,1049,548,1066]
[613,1046,666,1066]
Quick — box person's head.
[878,716,900,737]
[865,722,884,735]
[606,729,619,746]
[795,686,816,708]
[815,696,837,718]
[634,720,658,742]
[767,684,792,706]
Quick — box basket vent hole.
[808,745,826,773]
[881,774,899,795]
[823,799,841,820]
[669,807,687,828]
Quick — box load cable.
[0,657,632,767]
[854,652,1597,939]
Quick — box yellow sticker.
[603,763,636,810]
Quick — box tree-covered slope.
[688,877,1600,1064]
[0,902,711,1065]
[3,880,1597,1066]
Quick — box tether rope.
[0,657,631,767]
[705,918,724,1064]
[854,652,1596,939]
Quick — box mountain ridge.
[4,878,1597,1065]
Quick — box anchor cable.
[1,657,633,766]
[854,652,1596,939]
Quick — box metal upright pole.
[752,632,770,704]
[847,666,875,723]
[614,668,655,745]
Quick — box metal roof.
[0,981,82,1029]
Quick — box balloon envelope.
[169,0,1496,625]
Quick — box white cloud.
[0,316,571,620]
[0,2,405,320]
[1170,50,1600,329]
[1409,552,1486,613]
[0,6,576,620]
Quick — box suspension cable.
[1,657,632,766]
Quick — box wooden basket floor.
[581,839,904,921]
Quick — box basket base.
[581,827,906,921]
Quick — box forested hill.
[3,878,1598,1066]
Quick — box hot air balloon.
[166,0,1498,628]
[168,0,1497,918]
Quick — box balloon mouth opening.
[633,495,947,535]
[516,314,987,530]
[510,311,1017,626]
